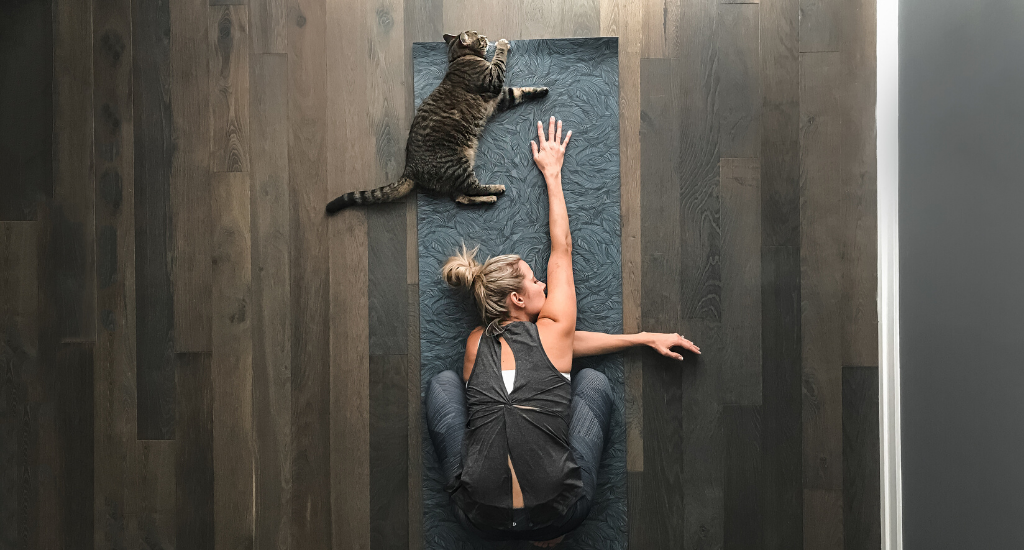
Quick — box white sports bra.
[467,334,572,392]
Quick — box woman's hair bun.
[442,244,483,289]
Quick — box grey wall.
[900,1,1024,548]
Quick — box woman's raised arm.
[531,117,575,338]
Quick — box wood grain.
[250,51,292,550]
[211,171,255,550]
[839,0,878,369]
[175,353,214,550]
[799,0,839,53]
[720,158,761,405]
[724,405,761,550]
[287,0,333,545]
[135,440,176,549]
[0,0,51,221]
[370,354,410,549]
[0,222,37,549]
[252,0,288,54]
[52,0,96,341]
[638,57,684,548]
[326,0,371,547]
[55,343,95,548]
[132,0,177,440]
[718,4,761,159]
[804,489,843,550]
[843,366,881,550]
[760,0,800,248]
[92,0,136,542]
[760,245,803,550]
[676,0,722,320]
[169,0,213,352]
[641,0,678,58]
[799,52,843,495]
[210,5,251,172]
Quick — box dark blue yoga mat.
[416,37,624,549]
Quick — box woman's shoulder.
[463,326,485,381]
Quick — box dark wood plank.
[367,0,408,357]
[370,354,409,550]
[252,0,289,54]
[54,343,94,549]
[798,0,838,53]
[93,0,137,540]
[843,366,881,550]
[368,201,407,355]
[717,4,760,159]
[52,0,96,341]
[839,0,878,369]
[288,0,333,546]
[679,320,724,550]
[723,404,761,550]
[406,283,423,550]
[210,5,251,172]
[676,2,721,320]
[0,222,37,550]
[720,158,761,405]
[135,440,176,549]
[627,470,645,548]
[133,0,177,440]
[639,57,684,548]
[211,171,255,549]
[0,0,51,221]
[169,0,213,352]
[250,51,292,550]
[759,0,800,248]
[799,52,842,501]
[759,245,802,550]
[804,489,843,550]
[326,0,371,547]
[211,0,246,5]
[641,0,678,58]
[175,353,214,550]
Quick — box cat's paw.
[534,87,549,98]
[497,38,510,50]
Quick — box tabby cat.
[325,31,548,213]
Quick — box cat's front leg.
[483,39,510,93]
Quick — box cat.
[325,30,548,213]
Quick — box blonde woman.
[425,116,701,546]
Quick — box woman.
[426,117,701,546]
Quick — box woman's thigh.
[568,368,613,499]
[425,369,468,486]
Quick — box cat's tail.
[325,177,415,214]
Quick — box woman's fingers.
[537,120,544,143]
[556,119,562,143]
[531,140,538,157]
[548,116,556,142]
[563,130,572,147]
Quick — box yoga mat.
[416,37,624,549]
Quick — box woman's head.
[442,245,546,335]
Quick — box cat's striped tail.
[325,177,415,214]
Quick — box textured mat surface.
[415,37,624,549]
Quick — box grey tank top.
[447,321,585,530]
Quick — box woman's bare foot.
[530,535,565,547]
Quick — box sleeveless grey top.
[447,321,585,530]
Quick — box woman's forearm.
[544,171,572,253]
[573,331,648,358]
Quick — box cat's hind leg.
[496,87,549,113]
[453,173,504,204]
[454,194,498,205]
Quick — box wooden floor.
[0,0,880,548]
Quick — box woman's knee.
[575,368,613,408]
[426,369,463,412]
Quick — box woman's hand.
[531,116,571,179]
[644,331,701,361]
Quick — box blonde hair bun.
[441,244,484,289]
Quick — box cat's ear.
[443,33,458,44]
[459,32,471,46]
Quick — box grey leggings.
[425,367,613,540]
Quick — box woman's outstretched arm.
[532,116,576,370]
[573,330,701,360]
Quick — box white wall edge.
[877,0,903,549]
